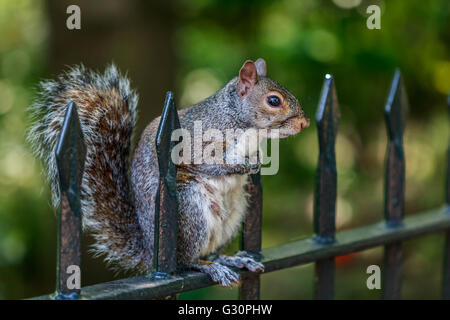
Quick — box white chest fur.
[196,174,249,257]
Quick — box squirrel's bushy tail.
[28,64,148,272]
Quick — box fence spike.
[314,74,340,242]
[153,92,181,280]
[384,69,408,224]
[382,69,408,300]
[313,74,340,300]
[54,101,86,299]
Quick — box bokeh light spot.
[180,69,222,107]
[332,0,362,9]
[305,30,341,62]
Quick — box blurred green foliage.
[0,0,449,299]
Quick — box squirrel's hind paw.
[192,262,239,287]
[214,251,264,273]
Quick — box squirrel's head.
[235,58,309,138]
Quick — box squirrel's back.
[28,64,150,272]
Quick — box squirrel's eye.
[267,95,281,107]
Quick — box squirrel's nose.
[289,115,310,133]
[298,116,310,131]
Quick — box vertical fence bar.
[153,92,180,284]
[443,94,450,300]
[313,74,340,300]
[239,172,263,300]
[444,232,450,300]
[382,69,408,300]
[54,101,86,299]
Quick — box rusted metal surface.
[382,70,408,300]
[313,74,340,300]
[54,101,86,299]
[33,206,450,300]
[239,172,263,300]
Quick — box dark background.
[0,0,448,299]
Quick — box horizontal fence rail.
[31,70,450,300]
[34,206,450,300]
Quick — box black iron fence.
[32,70,450,300]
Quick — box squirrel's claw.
[214,251,265,273]
[192,262,240,287]
[248,163,261,175]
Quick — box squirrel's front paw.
[215,251,264,273]
[192,262,240,287]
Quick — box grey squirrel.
[28,58,309,286]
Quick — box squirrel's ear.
[255,58,267,77]
[238,60,258,97]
